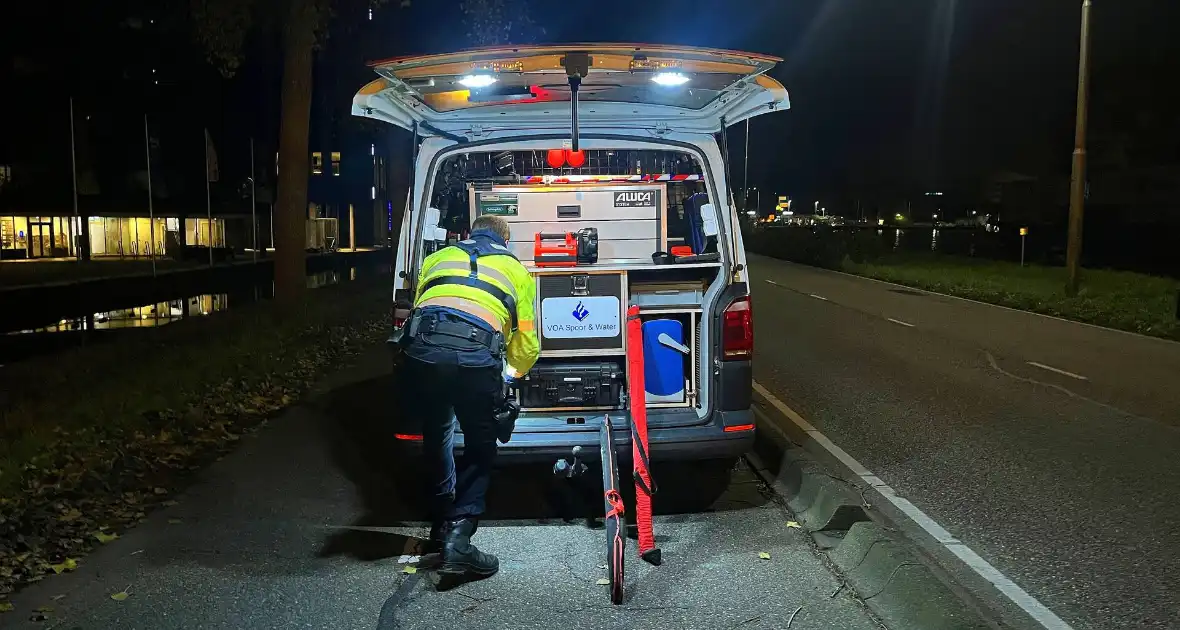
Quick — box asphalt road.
[747,255,1180,630]
[0,348,879,630]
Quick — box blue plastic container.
[642,319,687,403]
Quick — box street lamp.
[1066,0,1093,296]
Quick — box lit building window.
[311,152,323,175]
[331,151,341,176]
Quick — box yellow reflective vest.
[414,242,539,376]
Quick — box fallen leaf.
[34,605,53,613]
[595,578,610,586]
[50,595,65,601]
[786,521,801,529]
[153,488,167,495]
[94,532,118,544]
[58,509,83,523]
[0,602,12,612]
[49,558,78,574]
[401,566,417,575]
[161,500,179,507]
[167,519,182,525]
[110,591,129,601]
[758,552,772,560]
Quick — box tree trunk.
[274,0,317,304]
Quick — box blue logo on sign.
[572,301,590,322]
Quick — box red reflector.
[394,433,423,441]
[724,423,756,433]
[722,296,753,360]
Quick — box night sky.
[5,0,1179,214]
[378,0,1180,209]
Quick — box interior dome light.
[651,72,690,87]
[458,74,497,88]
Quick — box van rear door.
[352,44,790,138]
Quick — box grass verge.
[0,280,391,601]
[843,256,1180,340]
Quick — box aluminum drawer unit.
[537,272,625,354]
[469,184,667,263]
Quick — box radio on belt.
[534,228,598,267]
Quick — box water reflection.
[931,228,939,252]
[8,294,229,334]
[5,264,389,341]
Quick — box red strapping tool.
[626,304,661,565]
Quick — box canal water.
[0,257,390,365]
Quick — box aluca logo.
[614,190,655,207]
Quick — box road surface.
[0,348,879,630]
[748,254,1180,630]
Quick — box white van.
[354,44,789,478]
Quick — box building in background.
[0,1,263,263]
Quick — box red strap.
[605,489,626,520]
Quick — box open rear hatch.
[353,43,789,138]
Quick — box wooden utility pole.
[1065,0,1093,296]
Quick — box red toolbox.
[534,232,579,267]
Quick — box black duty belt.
[414,314,502,353]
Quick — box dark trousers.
[402,354,502,520]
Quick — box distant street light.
[1066,0,1093,296]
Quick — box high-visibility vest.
[414,235,539,375]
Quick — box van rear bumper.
[395,409,754,464]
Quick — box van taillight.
[721,296,753,360]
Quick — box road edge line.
[751,379,1076,630]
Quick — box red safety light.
[565,149,586,168]
[393,306,409,329]
[394,433,423,441]
[546,149,566,168]
[723,423,756,433]
[721,296,753,360]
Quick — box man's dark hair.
[472,215,512,242]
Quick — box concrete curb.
[832,522,990,630]
[748,407,995,630]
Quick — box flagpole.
[145,114,156,278]
[70,98,80,261]
[250,137,257,264]
[205,128,213,267]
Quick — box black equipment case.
[519,362,624,409]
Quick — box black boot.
[422,521,445,555]
[439,518,498,577]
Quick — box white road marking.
[752,380,1076,630]
[808,294,829,301]
[765,279,782,287]
[1026,361,1088,381]
[886,317,915,327]
[985,352,1159,426]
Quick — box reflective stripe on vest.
[419,275,518,331]
[428,260,518,303]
